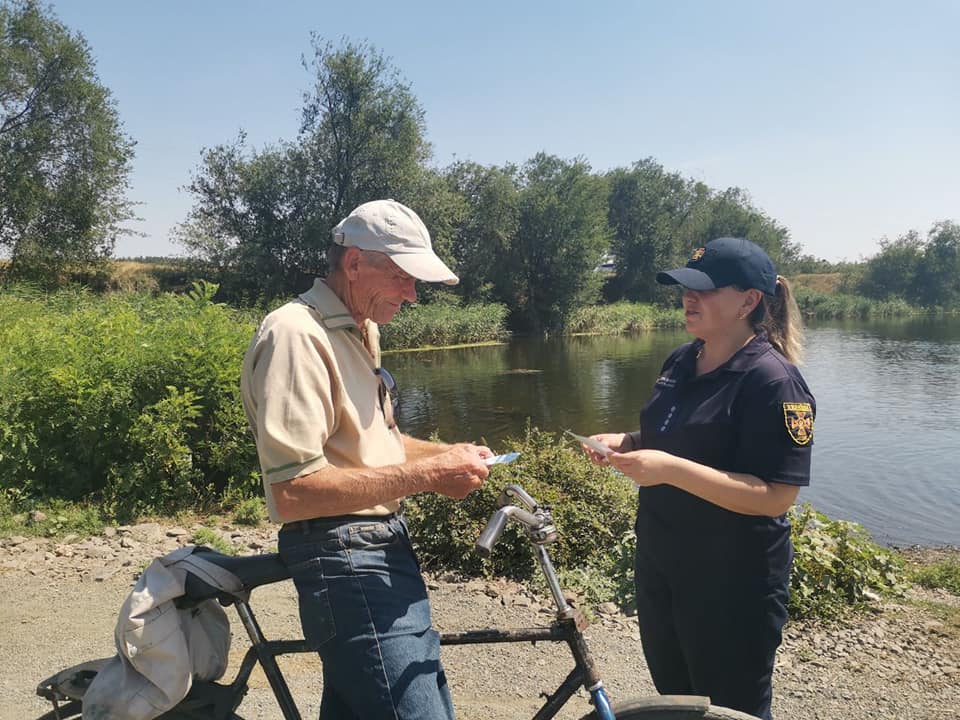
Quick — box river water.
[387,317,960,548]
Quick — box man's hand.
[429,443,491,499]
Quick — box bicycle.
[35,484,758,720]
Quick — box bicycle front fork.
[590,684,616,720]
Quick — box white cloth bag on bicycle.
[82,545,240,720]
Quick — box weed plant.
[192,526,235,555]
[789,505,908,619]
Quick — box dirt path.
[1,524,957,719]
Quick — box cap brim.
[392,253,459,285]
[656,268,717,290]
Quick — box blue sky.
[48,0,959,262]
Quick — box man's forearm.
[272,461,439,521]
[402,434,449,460]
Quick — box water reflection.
[387,318,960,547]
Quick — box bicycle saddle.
[180,548,291,606]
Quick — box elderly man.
[241,199,491,719]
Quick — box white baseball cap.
[332,199,459,285]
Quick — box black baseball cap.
[656,237,777,295]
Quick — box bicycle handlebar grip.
[476,509,509,557]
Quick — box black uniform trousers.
[633,522,790,720]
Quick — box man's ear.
[342,247,363,280]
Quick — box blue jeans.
[278,514,454,720]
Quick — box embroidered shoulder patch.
[783,402,814,446]
[690,247,706,261]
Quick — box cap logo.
[690,247,706,261]
[783,402,814,446]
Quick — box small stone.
[85,546,111,560]
[102,527,117,538]
[28,510,47,524]
[94,566,118,582]
[166,527,189,537]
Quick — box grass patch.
[380,301,510,350]
[566,302,685,335]
[910,559,960,595]
[232,497,266,527]
[191,526,235,555]
[0,491,106,539]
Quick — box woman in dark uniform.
[583,237,814,720]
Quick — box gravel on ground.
[1,522,957,720]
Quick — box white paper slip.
[564,430,611,457]
[485,452,521,466]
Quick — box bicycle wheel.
[580,695,761,719]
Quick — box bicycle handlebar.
[476,505,543,556]
[476,484,557,557]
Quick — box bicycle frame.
[225,588,615,720]
[37,484,618,720]
[223,486,617,720]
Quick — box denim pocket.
[346,521,399,550]
[285,556,337,648]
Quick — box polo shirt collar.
[720,332,771,373]
[298,278,358,330]
[683,332,771,377]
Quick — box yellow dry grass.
[791,272,843,294]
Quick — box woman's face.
[682,286,758,339]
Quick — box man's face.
[348,250,418,324]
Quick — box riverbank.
[1,522,957,719]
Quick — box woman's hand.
[608,449,678,487]
[583,433,629,465]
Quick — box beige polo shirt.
[240,279,405,522]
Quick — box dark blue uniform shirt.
[635,333,815,578]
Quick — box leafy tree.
[508,153,610,333]
[0,0,134,283]
[299,36,430,224]
[857,231,924,301]
[913,221,960,307]
[443,161,520,303]
[179,38,430,303]
[606,159,708,303]
[177,135,317,302]
[697,187,799,270]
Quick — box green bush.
[380,301,509,350]
[405,426,637,600]
[567,302,684,335]
[911,559,960,595]
[789,505,908,619]
[408,432,911,620]
[0,282,260,520]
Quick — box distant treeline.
[4,10,957,329]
